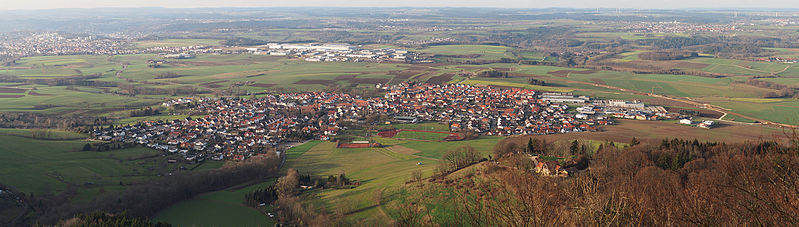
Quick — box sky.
[0,0,795,10]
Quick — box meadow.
[416,45,513,60]
[153,180,277,227]
[285,141,437,223]
[0,130,220,202]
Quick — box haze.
[2,0,797,10]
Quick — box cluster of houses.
[623,21,739,34]
[680,118,716,129]
[757,57,798,64]
[247,43,430,63]
[0,32,137,58]
[95,83,675,161]
[378,83,609,136]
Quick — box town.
[249,43,431,63]
[94,83,676,162]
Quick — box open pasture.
[416,45,513,60]
[285,141,438,223]
[154,180,276,227]
[0,130,221,202]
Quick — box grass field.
[285,141,440,224]
[394,130,452,141]
[0,128,86,140]
[416,45,513,61]
[460,79,574,92]
[286,140,323,159]
[153,180,276,227]
[0,130,221,202]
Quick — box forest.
[389,135,799,226]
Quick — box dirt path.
[775,65,792,75]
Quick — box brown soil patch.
[412,72,438,80]
[426,73,455,84]
[294,79,334,85]
[0,95,24,98]
[0,87,26,93]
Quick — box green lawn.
[154,180,276,227]
[416,45,513,60]
[285,141,439,223]
[394,131,451,141]
[0,130,217,201]
[398,136,503,159]
[286,140,323,159]
[0,128,87,140]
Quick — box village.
[248,43,432,63]
[94,83,677,162]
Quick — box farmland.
[283,133,506,224]
[0,130,221,202]
[2,46,798,126]
[153,180,277,227]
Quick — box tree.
[411,170,423,183]
[276,168,299,198]
[526,138,535,154]
[440,145,481,174]
[569,140,579,155]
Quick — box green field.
[0,128,87,140]
[285,140,323,159]
[154,180,276,227]
[285,141,442,223]
[0,130,220,201]
[460,79,574,92]
[417,45,513,60]
[394,130,452,141]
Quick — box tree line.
[393,135,799,226]
[34,154,280,225]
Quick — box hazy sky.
[1,0,795,10]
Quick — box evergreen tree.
[569,140,580,155]
[526,138,534,154]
